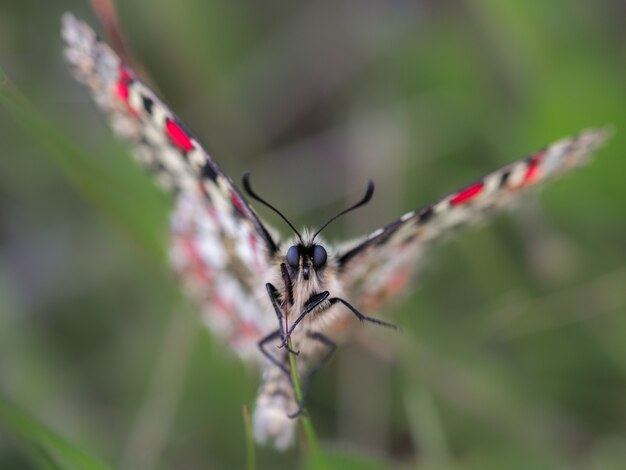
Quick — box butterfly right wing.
[336,129,609,314]
[62,14,279,359]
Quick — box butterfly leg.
[278,291,330,350]
[258,329,290,376]
[266,283,300,355]
[260,329,336,419]
[329,297,401,331]
[280,263,294,306]
[287,331,337,419]
[258,329,309,418]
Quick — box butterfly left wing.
[62,14,279,359]
[336,129,609,313]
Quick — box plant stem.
[287,339,320,457]
[242,405,256,470]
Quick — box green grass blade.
[242,405,256,470]
[0,395,112,470]
[0,65,167,262]
[30,444,67,470]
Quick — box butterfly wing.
[336,129,609,313]
[62,14,278,359]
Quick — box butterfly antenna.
[312,180,375,241]
[242,172,304,244]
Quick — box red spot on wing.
[116,66,131,102]
[386,267,411,296]
[115,66,140,118]
[240,321,261,339]
[116,80,129,102]
[182,237,212,283]
[230,192,247,215]
[248,232,262,270]
[523,153,544,185]
[213,295,233,315]
[450,182,484,206]
[248,232,257,251]
[166,119,194,152]
[207,205,219,223]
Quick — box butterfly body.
[254,234,365,448]
[61,13,610,450]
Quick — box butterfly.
[61,13,609,450]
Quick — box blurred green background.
[1,0,626,468]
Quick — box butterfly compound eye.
[286,245,300,268]
[312,245,327,269]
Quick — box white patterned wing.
[337,130,609,313]
[62,14,278,359]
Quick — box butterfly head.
[286,242,327,280]
[242,172,374,277]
